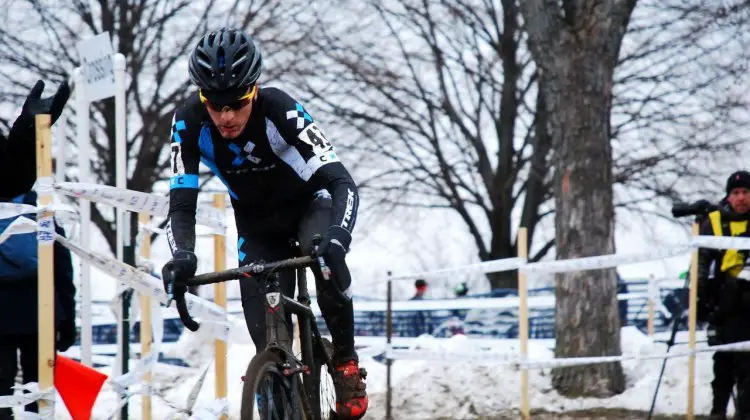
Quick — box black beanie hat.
[726,170,750,194]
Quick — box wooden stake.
[213,194,228,419]
[36,114,55,415]
[138,212,153,420]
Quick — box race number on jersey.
[170,142,185,175]
[298,123,332,153]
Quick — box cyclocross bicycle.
[169,237,339,420]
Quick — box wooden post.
[213,194,228,418]
[687,222,699,420]
[518,227,530,420]
[138,212,153,420]
[36,114,55,415]
[385,274,393,420]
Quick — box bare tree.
[302,0,549,289]
[299,0,750,293]
[0,0,322,253]
[519,0,636,397]
[611,0,750,215]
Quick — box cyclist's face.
[201,85,258,139]
[728,187,750,214]
[205,99,254,139]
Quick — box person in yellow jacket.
[698,170,750,420]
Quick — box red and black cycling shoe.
[332,360,368,419]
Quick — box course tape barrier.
[389,258,522,281]
[54,182,226,230]
[380,339,750,370]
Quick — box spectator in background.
[0,80,70,201]
[454,282,469,298]
[0,191,76,418]
[410,278,428,300]
[407,279,432,336]
[697,171,750,420]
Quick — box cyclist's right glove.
[161,250,198,302]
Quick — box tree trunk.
[519,0,635,398]
[546,47,624,398]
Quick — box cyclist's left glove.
[316,225,352,257]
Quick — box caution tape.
[35,177,55,197]
[522,245,692,274]
[0,383,54,408]
[54,182,226,230]
[16,411,54,420]
[390,257,521,281]
[110,349,161,394]
[0,201,77,220]
[693,235,750,250]
[382,339,750,370]
[190,398,229,420]
[56,234,227,324]
[385,347,520,364]
[0,217,37,246]
[0,203,37,219]
[185,362,213,415]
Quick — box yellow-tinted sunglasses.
[199,84,257,112]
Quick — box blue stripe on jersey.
[198,126,238,200]
[169,174,199,189]
[173,120,187,143]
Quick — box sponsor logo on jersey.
[286,102,313,129]
[342,188,355,229]
[266,292,281,308]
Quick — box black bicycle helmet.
[189,28,262,101]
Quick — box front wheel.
[240,350,302,420]
[304,337,337,420]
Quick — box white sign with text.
[76,32,116,102]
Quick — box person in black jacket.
[0,191,75,419]
[0,80,70,201]
[697,171,750,420]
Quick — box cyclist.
[161,28,367,419]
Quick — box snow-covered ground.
[26,321,726,419]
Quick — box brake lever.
[311,234,332,281]
[165,270,176,307]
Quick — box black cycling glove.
[161,250,198,302]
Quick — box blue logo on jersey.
[296,103,312,123]
[172,120,186,143]
[228,143,245,167]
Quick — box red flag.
[54,354,108,420]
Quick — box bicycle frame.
[178,251,334,419]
